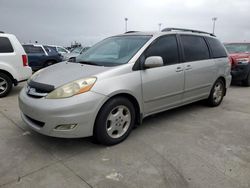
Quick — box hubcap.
[0,77,8,94]
[106,105,131,139]
[213,82,223,103]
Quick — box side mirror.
[144,56,164,69]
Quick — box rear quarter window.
[23,45,45,54]
[181,35,210,62]
[0,37,14,53]
[206,37,227,58]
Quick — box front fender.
[92,70,144,115]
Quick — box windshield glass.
[225,43,250,53]
[75,35,151,66]
[71,47,83,53]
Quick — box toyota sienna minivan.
[19,28,231,145]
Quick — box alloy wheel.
[0,77,8,95]
[106,105,131,139]
[213,82,223,103]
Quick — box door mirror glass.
[144,56,164,69]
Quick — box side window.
[34,47,45,54]
[181,35,210,62]
[206,37,227,58]
[44,46,52,53]
[145,35,179,65]
[0,37,14,53]
[58,47,67,53]
[23,46,45,54]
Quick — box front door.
[140,35,185,115]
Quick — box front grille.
[24,114,45,128]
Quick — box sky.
[0,0,249,47]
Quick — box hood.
[31,62,112,88]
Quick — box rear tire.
[242,72,250,86]
[0,73,13,98]
[94,97,135,146]
[207,79,225,107]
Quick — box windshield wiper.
[78,61,101,66]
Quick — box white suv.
[0,32,32,97]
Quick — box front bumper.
[231,64,250,81]
[19,88,107,138]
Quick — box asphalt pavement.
[0,83,250,188]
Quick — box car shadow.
[24,99,206,158]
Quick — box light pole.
[125,18,128,32]
[158,23,162,31]
[212,17,217,34]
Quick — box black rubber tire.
[242,72,250,86]
[0,73,13,98]
[94,97,135,146]
[44,60,56,67]
[206,79,226,107]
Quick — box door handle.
[185,64,192,70]
[176,66,183,72]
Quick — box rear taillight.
[228,57,233,64]
[22,55,28,66]
[228,56,234,69]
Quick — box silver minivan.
[19,28,231,145]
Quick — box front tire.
[207,79,225,107]
[94,97,135,145]
[0,73,13,98]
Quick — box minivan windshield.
[224,43,250,54]
[75,35,151,66]
[71,47,83,54]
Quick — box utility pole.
[125,18,128,32]
[212,17,218,34]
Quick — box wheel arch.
[93,92,142,135]
[0,69,15,83]
[44,59,57,63]
[43,59,58,67]
[217,76,226,96]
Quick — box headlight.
[236,58,250,65]
[46,77,97,99]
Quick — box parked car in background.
[62,46,90,61]
[0,32,32,97]
[19,28,231,145]
[47,45,70,55]
[224,43,250,86]
[23,44,62,71]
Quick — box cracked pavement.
[0,83,250,188]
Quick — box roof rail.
[162,27,215,37]
[0,31,4,33]
[124,31,139,34]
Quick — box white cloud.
[0,0,249,46]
